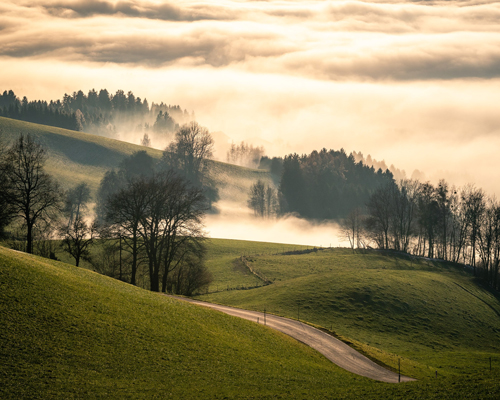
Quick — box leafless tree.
[135,171,208,292]
[366,183,394,249]
[462,184,486,275]
[64,182,91,227]
[104,178,149,285]
[248,180,266,217]
[162,121,214,183]
[0,134,62,253]
[340,207,365,252]
[59,216,98,267]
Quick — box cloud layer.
[2,0,500,80]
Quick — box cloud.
[38,0,239,21]
[1,0,500,80]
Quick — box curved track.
[169,296,415,383]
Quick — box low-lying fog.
[206,201,343,248]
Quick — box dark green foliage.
[279,149,393,219]
[0,88,188,136]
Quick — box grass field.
[3,245,500,399]
[0,117,274,203]
[197,248,500,381]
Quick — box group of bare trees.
[227,141,265,168]
[1,124,214,296]
[248,180,278,218]
[345,179,500,289]
[101,169,210,293]
[96,121,214,294]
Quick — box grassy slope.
[0,245,374,399]
[198,249,500,380]
[2,246,500,399]
[0,117,274,201]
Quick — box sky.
[1,0,500,200]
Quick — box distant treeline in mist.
[0,89,193,140]
[253,148,394,219]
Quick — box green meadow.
[2,245,500,399]
[198,248,500,381]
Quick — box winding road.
[169,296,415,383]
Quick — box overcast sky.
[2,0,500,195]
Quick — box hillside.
[198,248,500,380]
[0,245,368,398]
[3,244,500,398]
[0,117,274,204]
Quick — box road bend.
[168,296,415,383]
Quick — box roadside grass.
[198,249,500,380]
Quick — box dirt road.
[169,296,415,383]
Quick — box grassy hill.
[197,248,500,381]
[2,243,500,398]
[0,117,274,203]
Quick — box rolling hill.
[2,243,500,398]
[0,117,274,204]
[198,248,500,381]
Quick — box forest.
[0,89,192,142]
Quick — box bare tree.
[340,208,364,252]
[462,184,485,275]
[168,252,212,296]
[135,171,208,292]
[141,133,151,147]
[366,183,394,249]
[59,216,97,267]
[162,121,214,183]
[64,182,91,227]
[248,180,266,217]
[104,178,148,285]
[248,180,277,218]
[391,180,419,253]
[0,134,62,253]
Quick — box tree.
[340,208,365,252]
[366,182,394,249]
[105,178,149,285]
[0,138,15,237]
[0,134,62,253]
[462,185,486,275]
[168,251,212,296]
[133,171,208,292]
[162,121,214,183]
[59,216,97,267]
[141,133,151,147]
[248,180,266,217]
[248,180,277,218]
[64,182,91,227]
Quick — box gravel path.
[169,296,415,383]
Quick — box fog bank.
[206,201,343,247]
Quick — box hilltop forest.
[0,89,192,139]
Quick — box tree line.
[0,122,215,295]
[249,148,394,219]
[0,89,193,143]
[249,147,500,290]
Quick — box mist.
[206,201,343,248]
